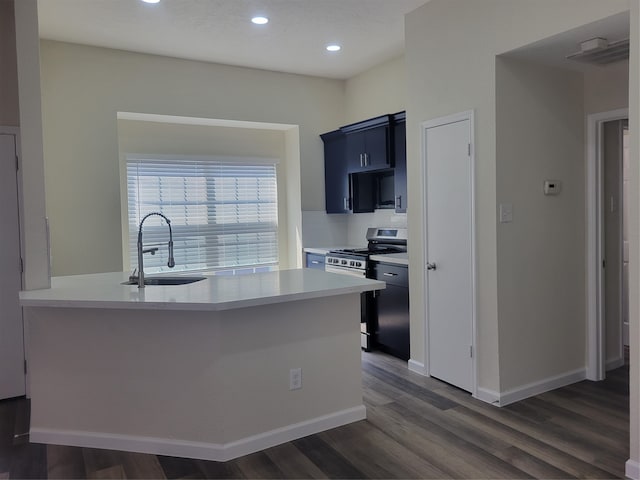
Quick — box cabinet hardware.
[395,195,402,209]
[426,263,437,271]
[359,153,363,167]
[343,197,349,211]
[364,153,369,167]
[311,261,320,264]
[383,272,398,277]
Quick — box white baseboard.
[606,356,625,371]
[474,387,501,406]
[30,405,366,462]
[408,359,427,376]
[498,368,586,406]
[626,459,640,479]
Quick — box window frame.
[121,153,280,275]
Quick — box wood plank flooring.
[0,351,629,479]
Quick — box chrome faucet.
[136,212,175,288]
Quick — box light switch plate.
[499,203,513,223]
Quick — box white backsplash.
[347,210,408,246]
[302,210,407,248]
[301,211,349,247]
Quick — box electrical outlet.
[289,368,302,390]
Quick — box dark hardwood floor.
[0,351,629,479]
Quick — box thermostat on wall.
[544,180,562,196]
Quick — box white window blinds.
[126,156,279,274]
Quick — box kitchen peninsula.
[20,269,384,461]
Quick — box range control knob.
[356,262,362,268]
[341,260,348,265]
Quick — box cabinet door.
[345,126,389,172]
[393,121,407,213]
[305,253,326,270]
[372,262,409,360]
[321,131,350,213]
[345,130,367,171]
[375,284,410,360]
[363,125,390,169]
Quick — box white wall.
[345,55,406,124]
[40,40,344,276]
[584,61,630,115]
[304,54,408,249]
[116,119,302,272]
[405,0,630,393]
[495,58,586,391]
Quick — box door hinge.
[15,155,19,171]
[24,359,27,375]
[19,257,24,273]
[602,259,606,269]
[470,345,473,358]
[468,144,471,157]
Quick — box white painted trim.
[408,359,427,376]
[498,368,586,407]
[117,111,297,131]
[420,110,477,396]
[626,459,640,480]
[606,356,625,371]
[474,387,501,406]
[30,405,366,462]
[586,108,628,381]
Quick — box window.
[126,155,278,274]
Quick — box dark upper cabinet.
[320,112,406,215]
[321,130,351,213]
[342,115,392,172]
[392,112,407,213]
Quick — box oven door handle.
[325,265,367,278]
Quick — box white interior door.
[424,115,474,392]
[0,133,25,399]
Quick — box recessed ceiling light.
[326,44,341,52]
[251,16,269,25]
[141,0,160,3]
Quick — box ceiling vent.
[566,37,630,65]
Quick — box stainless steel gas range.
[326,228,407,350]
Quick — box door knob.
[427,263,437,271]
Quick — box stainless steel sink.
[122,276,207,286]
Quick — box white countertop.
[369,252,409,266]
[19,269,385,312]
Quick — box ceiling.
[37,0,428,80]
[503,11,630,72]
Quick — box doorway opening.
[586,109,629,381]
